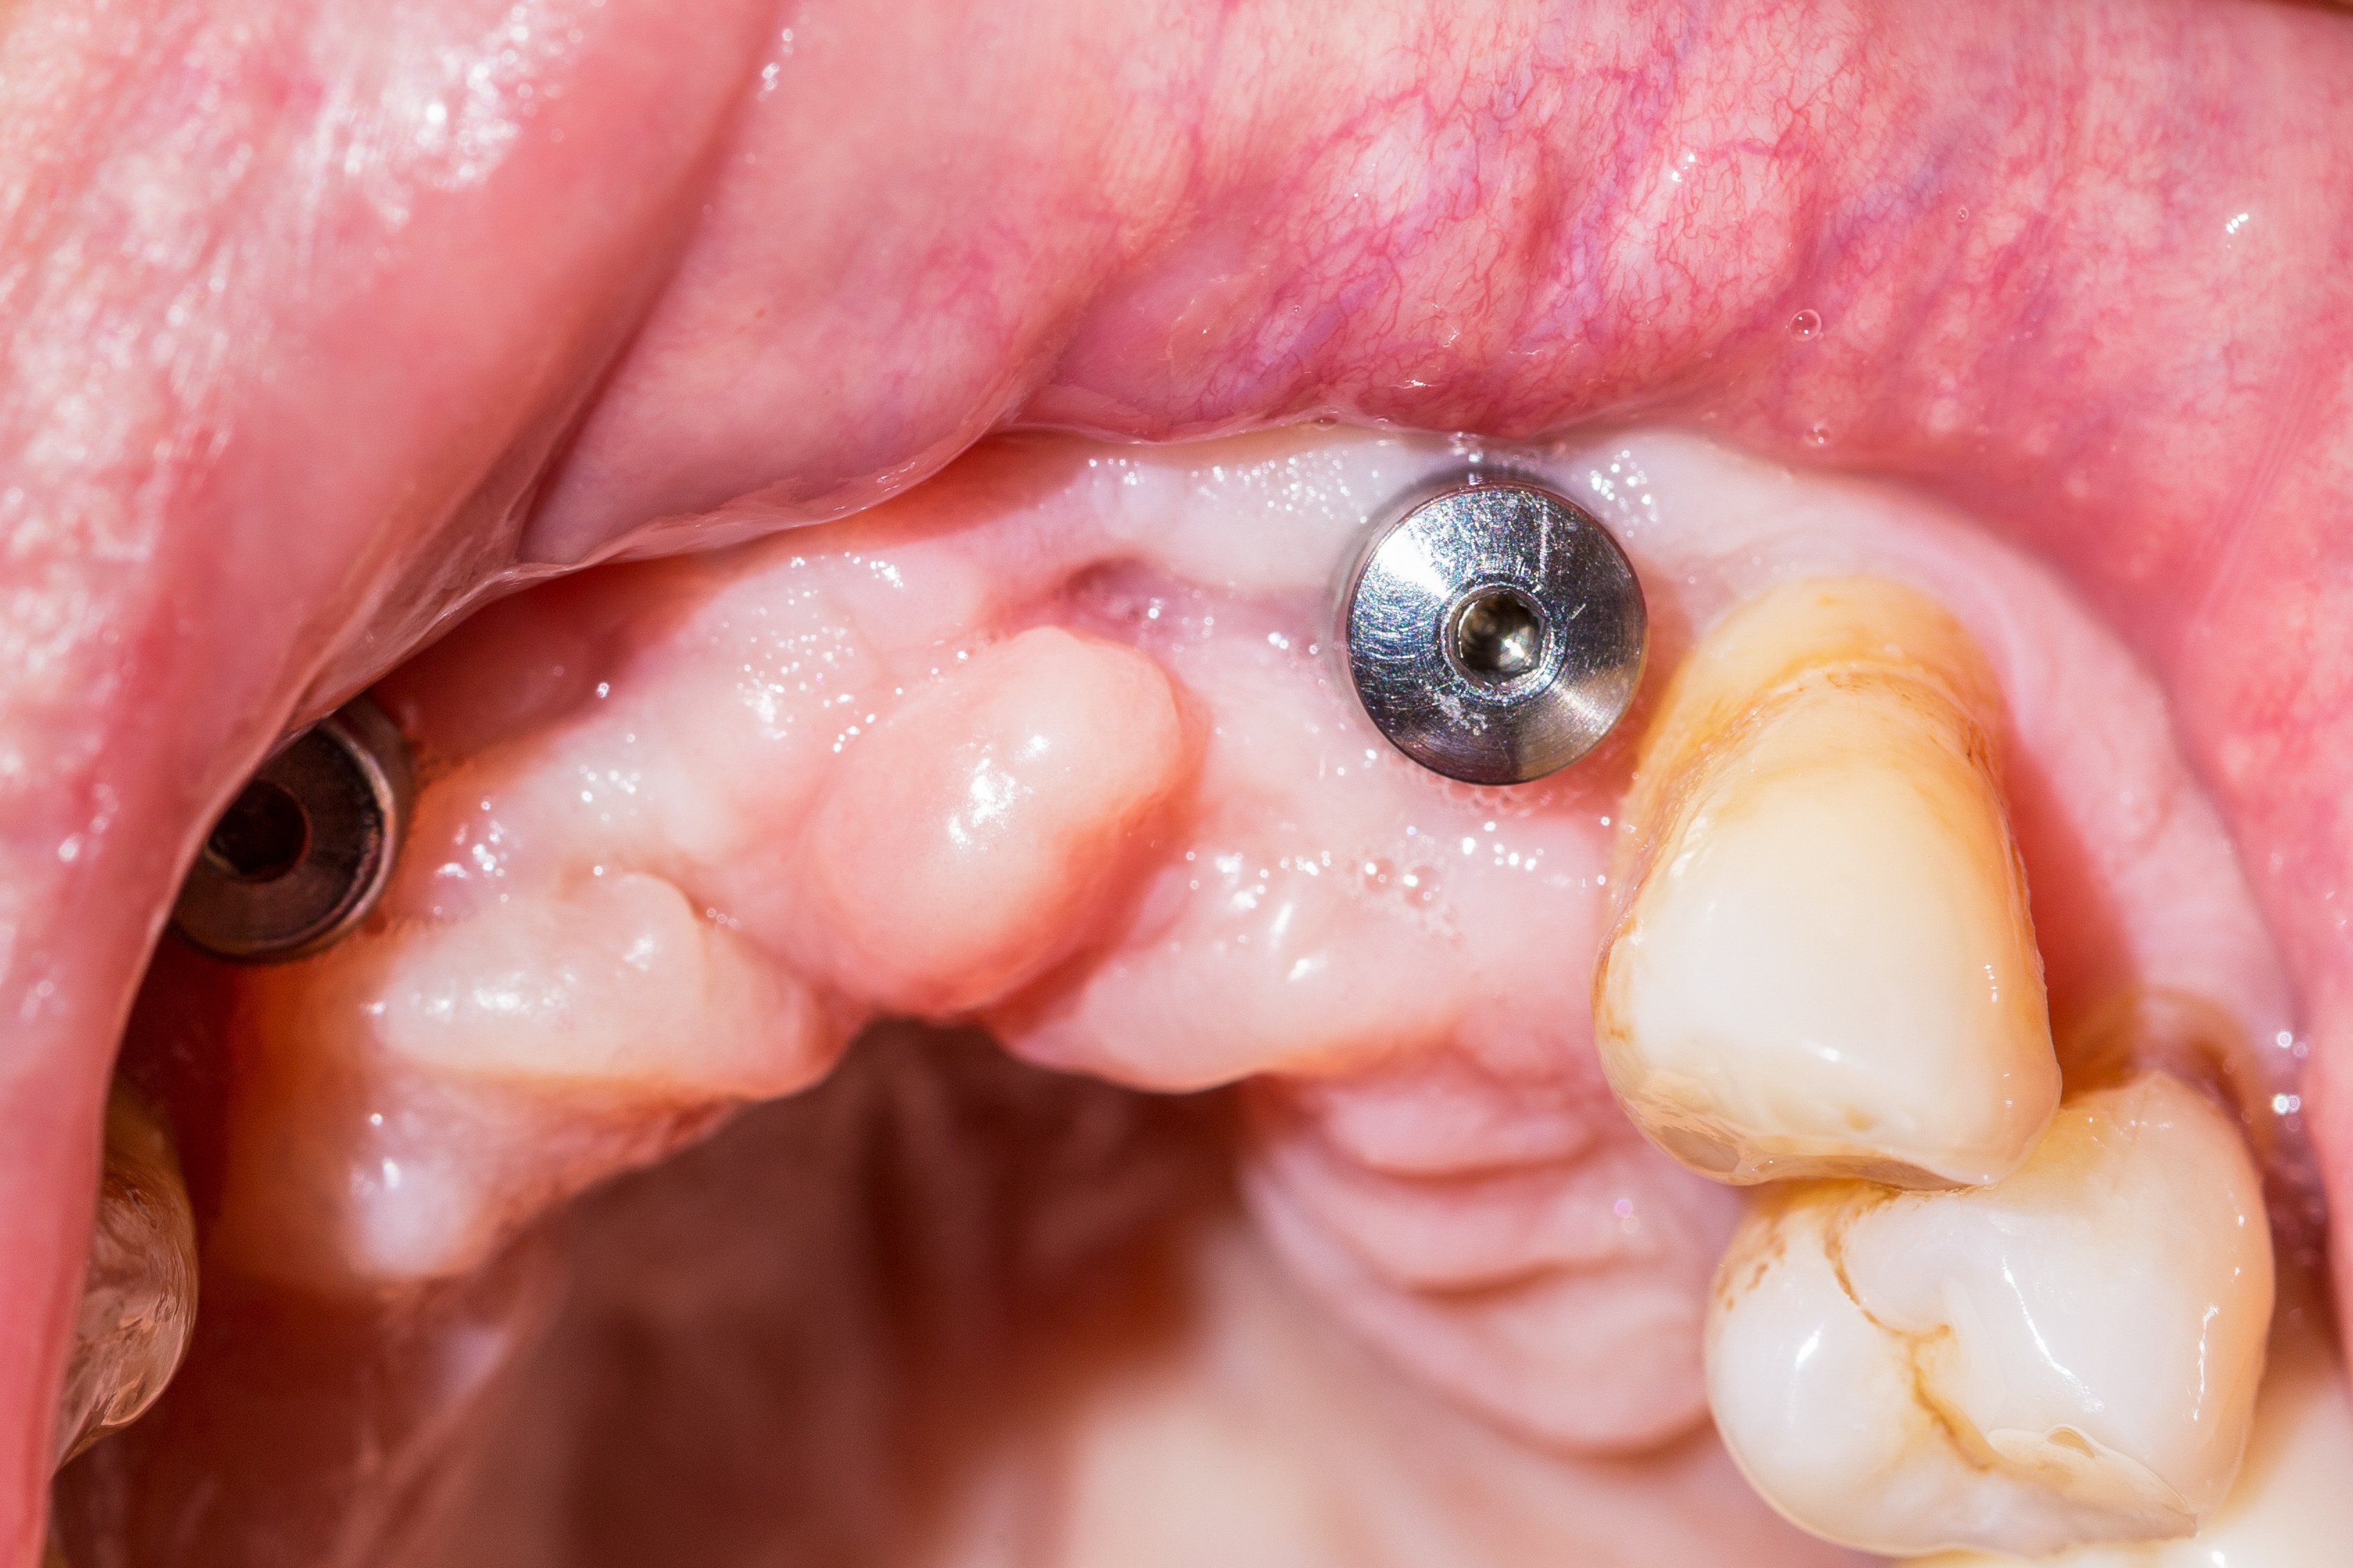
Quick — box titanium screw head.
[1340,477,1645,784]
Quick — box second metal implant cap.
[170,696,413,963]
[1341,477,1646,785]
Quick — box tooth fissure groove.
[1706,1074,2272,1558]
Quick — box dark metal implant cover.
[171,696,413,963]
[1341,478,1646,784]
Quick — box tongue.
[6,0,2353,1556]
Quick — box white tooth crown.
[1910,1318,2353,1567]
[1593,576,2059,1187]
[1706,1073,2273,1558]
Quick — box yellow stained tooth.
[1593,575,2059,1187]
[1706,1073,2273,1559]
[55,1085,197,1467]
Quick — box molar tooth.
[1706,1073,2272,1558]
[1593,576,2058,1186]
[55,1085,197,1466]
[1910,1316,2353,1566]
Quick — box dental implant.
[170,696,413,963]
[1340,476,1646,784]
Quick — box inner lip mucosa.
[54,424,2328,1567]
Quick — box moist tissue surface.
[8,1,2353,1559]
[55,424,2321,1567]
